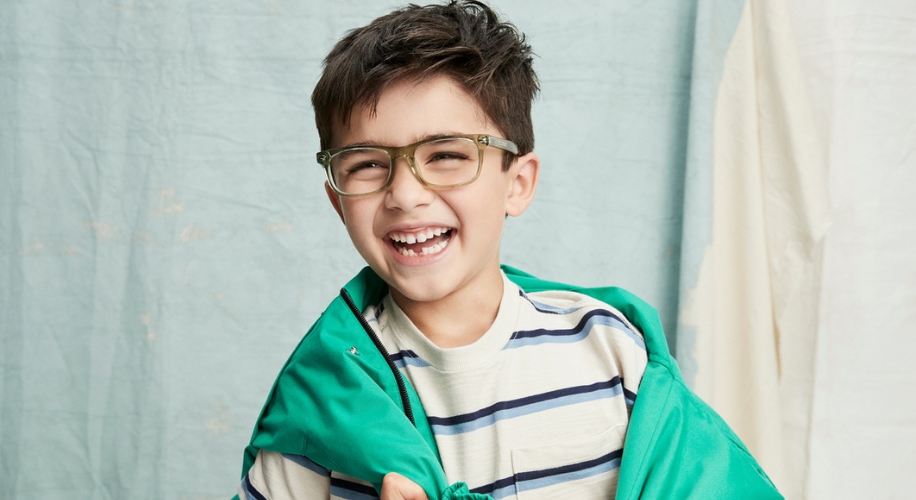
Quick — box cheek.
[452,192,506,235]
[339,200,377,238]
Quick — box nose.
[384,156,434,210]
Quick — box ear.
[325,181,346,224]
[505,152,540,217]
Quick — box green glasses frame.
[316,134,520,197]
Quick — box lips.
[388,226,453,257]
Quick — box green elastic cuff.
[441,482,494,500]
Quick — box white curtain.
[681,0,916,498]
[791,0,916,497]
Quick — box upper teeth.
[390,227,448,244]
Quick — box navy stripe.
[623,387,637,406]
[282,453,331,476]
[518,289,584,315]
[507,308,646,350]
[364,300,385,325]
[516,449,622,493]
[330,477,379,498]
[391,349,420,361]
[469,449,622,498]
[390,349,421,363]
[470,475,517,497]
[517,449,622,483]
[330,486,379,500]
[512,308,626,341]
[427,378,622,427]
[390,349,430,368]
[242,472,268,500]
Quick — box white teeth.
[390,227,449,243]
[420,239,448,255]
[393,230,451,257]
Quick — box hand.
[380,472,429,500]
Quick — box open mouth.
[388,227,453,257]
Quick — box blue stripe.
[506,309,646,351]
[470,475,517,499]
[330,477,379,499]
[624,387,637,407]
[390,349,430,368]
[428,379,623,435]
[242,472,268,500]
[470,449,622,498]
[518,289,585,315]
[431,378,622,426]
[282,453,330,476]
[516,449,622,493]
[365,300,384,324]
[487,482,519,499]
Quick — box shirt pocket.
[510,424,625,500]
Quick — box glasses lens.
[330,148,391,195]
[415,137,480,187]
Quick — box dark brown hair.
[311,0,538,168]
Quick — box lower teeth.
[397,233,450,256]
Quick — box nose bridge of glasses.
[390,142,419,162]
[391,151,413,163]
[387,150,426,186]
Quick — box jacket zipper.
[340,288,416,426]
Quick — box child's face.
[326,75,538,310]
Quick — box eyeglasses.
[317,134,519,196]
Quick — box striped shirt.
[241,272,647,499]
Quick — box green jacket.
[237,266,782,499]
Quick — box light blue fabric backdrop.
[0,0,742,497]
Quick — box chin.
[391,282,450,304]
[385,272,463,305]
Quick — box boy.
[236,2,780,499]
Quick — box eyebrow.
[341,132,463,149]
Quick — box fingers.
[380,472,429,500]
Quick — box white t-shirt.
[241,272,647,499]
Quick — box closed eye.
[426,151,471,162]
[346,161,388,173]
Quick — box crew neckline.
[380,272,520,372]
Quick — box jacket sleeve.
[616,361,783,499]
[238,450,332,500]
[245,304,451,498]
[606,286,782,499]
[239,269,493,500]
[499,266,782,499]
[235,450,490,500]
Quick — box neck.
[391,269,504,348]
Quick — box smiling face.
[326,75,539,321]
